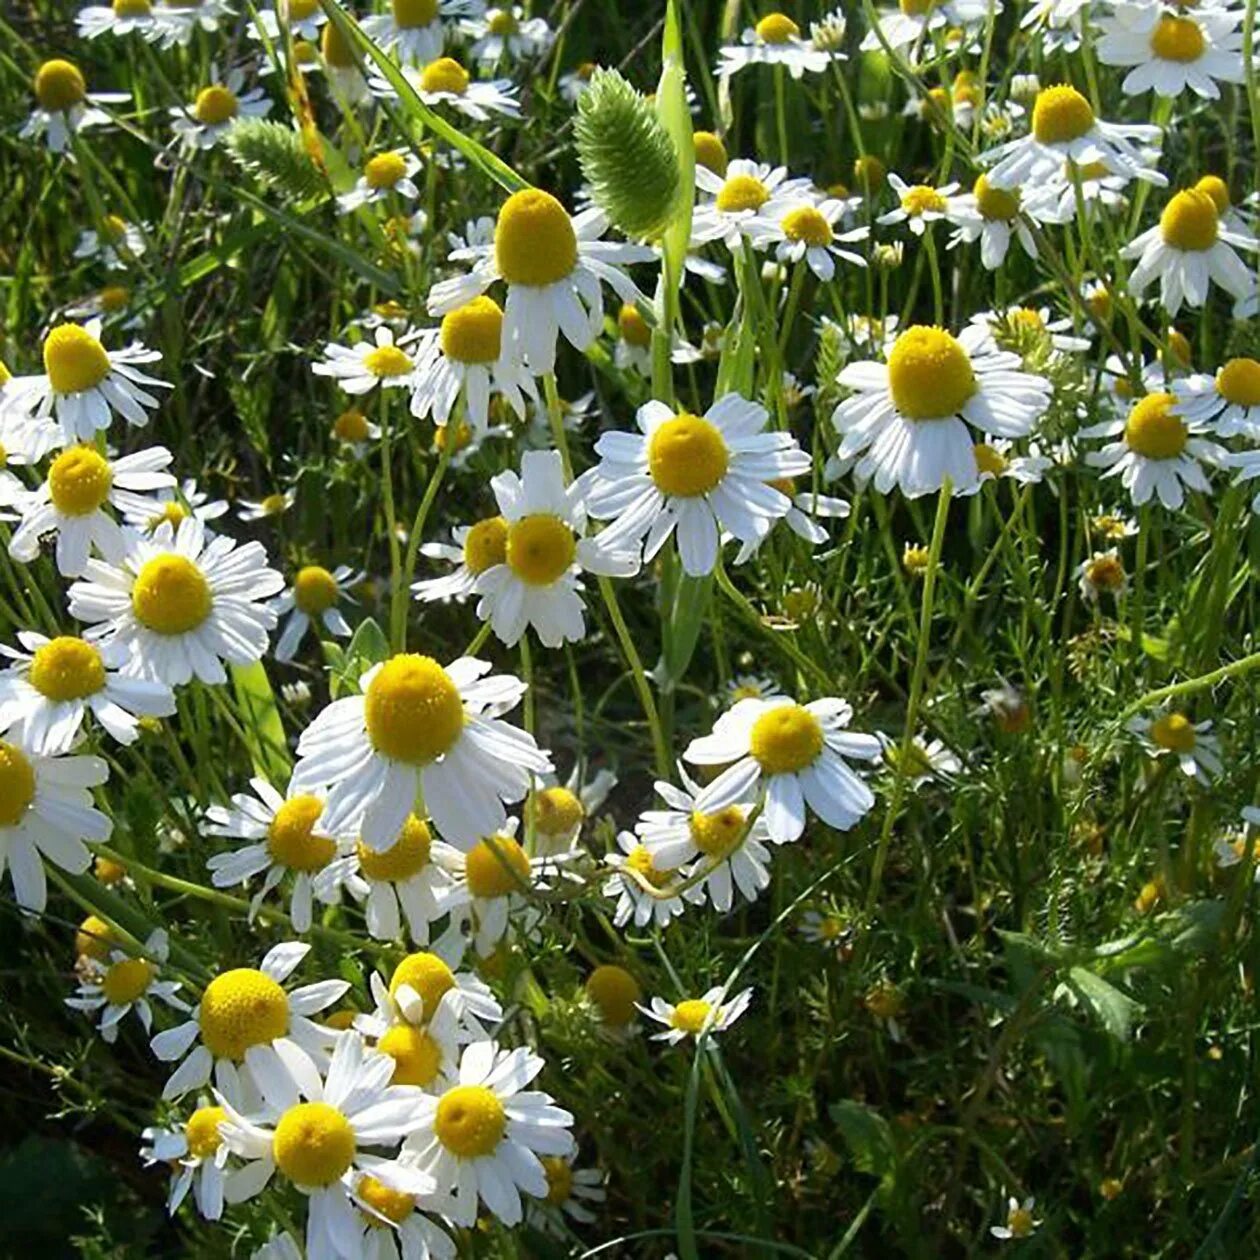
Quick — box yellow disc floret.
[363,343,414,378]
[1217,358,1260,407]
[267,795,334,872]
[670,998,713,1034]
[184,1105,227,1159]
[973,442,1009,477]
[689,805,746,857]
[716,174,770,214]
[102,956,155,1004]
[1124,393,1188,459]
[420,56,470,96]
[1160,189,1219,251]
[440,296,503,364]
[750,704,824,774]
[462,515,509,575]
[585,964,641,1025]
[76,915,116,961]
[495,189,577,287]
[322,20,355,67]
[0,741,37,828]
[1151,712,1196,753]
[131,555,213,635]
[365,151,408,190]
[648,413,730,497]
[48,446,113,516]
[293,565,339,615]
[1194,174,1230,215]
[114,0,153,15]
[887,326,977,420]
[625,844,670,888]
[900,185,946,216]
[781,205,833,247]
[693,130,728,176]
[756,13,799,42]
[533,786,584,836]
[1085,553,1125,592]
[464,835,531,897]
[334,408,370,443]
[44,324,111,395]
[356,815,432,882]
[506,515,576,585]
[542,1155,574,1204]
[364,655,465,764]
[378,1024,443,1086]
[194,84,238,126]
[389,951,455,1009]
[1032,84,1095,144]
[393,0,439,27]
[29,636,106,701]
[434,1084,506,1157]
[1150,14,1205,61]
[973,173,1020,221]
[357,1175,415,1226]
[487,8,518,35]
[273,1102,356,1186]
[199,968,289,1060]
[35,60,86,112]
[618,303,651,348]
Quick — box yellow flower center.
[440,295,503,364]
[434,420,473,454]
[357,1175,415,1227]
[693,130,728,176]
[434,1084,506,1157]
[455,515,508,576]
[887,326,976,420]
[670,998,712,1034]
[102,956,155,1005]
[76,915,116,961]
[585,964,641,1025]
[114,0,153,14]
[689,805,746,858]
[259,493,289,516]
[288,0,319,16]
[364,655,465,764]
[1032,84,1095,144]
[853,155,886,193]
[1086,554,1125,591]
[899,0,935,13]
[1007,1207,1035,1238]
[356,815,432,881]
[1194,174,1229,214]
[364,152,408,190]
[377,1023,443,1086]
[1217,358,1260,407]
[755,12,799,42]
[626,844,670,887]
[1151,712,1196,753]
[495,189,577,286]
[293,565,339,616]
[131,555,213,636]
[533,785,584,836]
[273,1102,356,1186]
[29,637,107,701]
[266,795,334,872]
[48,446,113,517]
[716,174,770,214]
[750,704,824,774]
[420,56,470,96]
[487,7,517,34]
[101,214,128,242]
[900,185,946,216]
[35,60,86,111]
[973,173,1020,221]
[392,0,439,27]
[334,408,370,443]
[44,324,111,395]
[184,1105,227,1160]
[1164,329,1192,369]
[817,914,845,940]
[363,343,414,378]
[389,951,455,1009]
[194,85,239,126]
[506,514,576,585]
[1124,393,1188,459]
[973,442,1008,476]
[1150,14,1204,61]
[95,855,127,885]
[648,413,730,497]
[618,303,651,348]
[781,205,833,247]
[199,968,289,1060]
[465,835,531,897]
[542,1155,574,1204]
[322,20,355,67]
[1160,189,1219,251]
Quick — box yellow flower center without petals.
[194,85,239,126]
[585,964,641,1026]
[389,951,455,1009]
[358,1175,415,1227]
[435,1084,506,1157]
[750,704,824,774]
[887,326,977,420]
[618,303,652,348]
[542,1156,574,1205]
[495,189,577,287]
[533,786,584,836]
[461,515,509,575]
[670,998,713,1035]
[1195,174,1230,214]
[267,795,334,872]
[1217,358,1260,407]
[973,442,1008,476]
[899,0,935,14]
[185,1105,227,1160]
[35,60,86,112]
[626,844,670,888]
[101,214,128,242]
[76,915,116,961]
[441,296,503,364]
[363,343,414,378]
[690,805,746,857]
[506,515,576,585]
[420,57,471,96]
[974,173,1020,221]
[102,957,155,1005]
[648,413,730,497]
[131,555,213,636]
[901,185,946,216]
[364,655,465,764]
[716,174,770,214]
[756,13,799,43]
[293,565,339,615]
[365,151,408,190]
[378,1023,443,1086]
[356,815,432,882]
[1152,712,1197,753]
[465,835,531,897]
[1124,393,1188,459]
[693,130,728,176]
[44,324,111,395]
[1032,84,1095,144]
[151,502,187,530]
[273,1102,356,1186]
[1160,189,1219,251]
[782,205,833,247]
[1007,1207,1035,1237]
[1150,14,1205,61]
[48,446,113,516]
[199,968,289,1060]
[114,0,153,15]
[1086,554,1126,592]
[393,0,439,28]
[29,637,106,701]
[334,408,370,443]
[487,7,518,35]
[322,21,355,67]
[288,0,320,17]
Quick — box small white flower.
[641,986,753,1045]
[66,928,185,1043]
[1173,357,1260,438]
[271,564,362,662]
[991,1194,1041,1240]
[312,326,421,397]
[1128,709,1222,782]
[337,149,423,214]
[21,58,130,153]
[717,12,835,79]
[603,828,698,929]
[170,67,272,151]
[73,214,147,267]
[460,6,552,63]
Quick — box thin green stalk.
[393,439,453,650]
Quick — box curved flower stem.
[1118,650,1260,726]
[543,372,575,481]
[392,439,453,651]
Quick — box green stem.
[393,440,453,650]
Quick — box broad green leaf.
[1068,966,1140,1040]
[829,1101,897,1183]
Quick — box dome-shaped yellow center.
[853,155,886,192]
[487,7,517,34]
[95,854,127,885]
[506,514,576,585]
[114,0,153,15]
[465,834,531,897]
[273,1102,356,1186]
[194,84,238,126]
[389,951,455,1009]
[887,326,976,420]
[100,214,128,242]
[44,324,111,395]
[899,0,935,14]
[973,442,1009,476]
[716,173,770,214]
[266,794,334,872]
[1151,712,1196,753]
[1124,393,1188,459]
[393,0,439,27]
[586,964,641,1025]
[1150,14,1205,61]
[618,303,652,348]
[626,843,670,887]
[102,956,155,1004]
[781,205,833,246]
[322,20,355,67]
[184,1105,227,1159]
[364,655,465,764]
[150,502,187,531]
[440,295,503,364]
[1032,84,1095,144]
[1217,358,1260,407]
[48,446,113,516]
[670,998,713,1034]
[461,515,509,575]
[363,343,414,378]
[693,130,728,176]
[131,555,213,636]
[293,564,339,615]
[356,814,432,881]
[377,1023,443,1086]
[357,1174,415,1226]
[420,56,470,96]
[1194,174,1229,214]
[365,151,408,190]
[495,189,578,287]
[334,408,370,443]
[29,636,106,701]
[1160,189,1219,251]
[434,1084,506,1157]
[1086,554,1125,591]
[533,785,584,836]
[755,12,799,42]
[76,915,116,961]
[689,805,746,857]
[288,0,320,16]
[648,413,730,497]
[35,60,86,111]
[199,967,288,1059]
[900,185,946,216]
[749,704,824,774]
[1006,1207,1035,1237]
[974,173,1020,221]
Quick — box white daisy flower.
[413,515,509,605]
[860,0,997,56]
[5,319,169,444]
[150,939,347,1105]
[685,696,883,844]
[361,951,505,1046]
[67,516,284,687]
[799,908,853,952]
[21,58,130,154]
[0,731,109,913]
[312,326,421,397]
[170,68,272,151]
[337,150,423,214]
[120,478,229,536]
[603,828,698,929]
[583,963,643,1036]
[319,17,372,102]
[345,1167,458,1260]
[1213,807,1260,879]
[141,1099,233,1220]
[831,323,1054,498]
[991,1194,1041,1240]
[732,475,852,562]
[559,61,599,102]
[379,58,521,122]
[945,174,1047,270]
[717,12,834,79]
[1076,549,1129,602]
[1081,390,1225,509]
[1097,3,1247,99]
[330,406,383,453]
[237,488,296,522]
[10,444,176,577]
[748,193,868,280]
[66,928,185,1043]
[351,978,466,1094]
[460,7,552,63]
[1128,709,1222,782]
[77,0,165,41]
[691,159,813,253]
[640,986,753,1045]
[581,393,810,577]
[969,306,1092,356]
[528,762,615,856]
[271,564,362,663]
[152,0,235,45]
[248,0,327,42]
[526,1154,607,1236]
[290,651,552,850]
[879,174,960,236]
[880,732,963,787]
[613,302,653,375]
[0,631,174,753]
[1172,358,1260,438]
[428,190,654,376]
[725,674,786,705]
[404,1039,575,1227]
[473,449,639,648]
[1034,156,1144,224]
[73,214,147,268]
[361,0,463,65]
[1020,0,1088,53]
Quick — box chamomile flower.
[603,829,696,928]
[345,1170,458,1260]
[10,444,176,577]
[881,733,963,786]
[725,674,785,705]
[529,763,615,855]
[362,0,460,65]
[352,980,465,1094]
[331,407,382,453]
[337,150,422,214]
[860,0,996,56]
[945,174,1044,269]
[1213,807,1260,878]
[205,778,338,933]
[733,477,852,562]
[365,950,505,1044]
[141,1100,233,1220]
[559,61,599,102]
[237,489,296,522]
[749,194,868,280]
[313,326,421,396]
[717,12,834,79]
[291,651,552,850]
[413,515,508,604]
[404,1040,574,1227]
[641,986,753,1045]
[77,0,165,41]
[460,7,552,63]
[66,928,185,1043]
[0,732,109,913]
[581,394,810,577]
[170,69,272,150]
[271,564,362,663]
[319,18,371,102]
[799,908,853,953]
[1097,3,1247,100]
[686,696,883,843]
[1172,358,1260,439]
[67,516,284,686]
[1020,0,1088,54]
[691,159,811,252]
[831,324,1054,498]
[0,631,174,752]
[583,964,642,1035]
[1081,390,1225,509]
[428,190,653,376]
[21,58,130,154]
[73,214,147,268]
[1124,187,1258,314]
[1128,710,1222,781]
[153,0,235,44]
[991,1195,1041,1241]
[971,306,1092,356]
[247,0,327,42]
[527,1154,607,1236]
[6,320,169,443]
[879,174,960,236]
[150,940,347,1104]
[1077,549,1129,602]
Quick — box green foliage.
[224,119,326,201]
